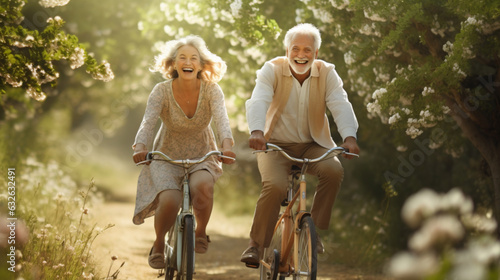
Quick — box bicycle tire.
[165,227,175,280]
[177,215,194,280]
[261,215,284,280]
[294,216,317,280]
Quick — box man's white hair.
[284,23,322,51]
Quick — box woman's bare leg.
[189,170,215,239]
[153,189,182,254]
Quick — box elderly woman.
[132,35,235,269]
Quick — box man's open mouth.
[294,59,308,65]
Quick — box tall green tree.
[293,0,500,227]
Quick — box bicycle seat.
[290,165,301,173]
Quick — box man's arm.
[324,68,360,158]
[246,62,275,150]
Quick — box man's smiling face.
[286,33,318,76]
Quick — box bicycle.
[138,150,235,280]
[255,143,358,280]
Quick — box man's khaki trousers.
[249,142,344,248]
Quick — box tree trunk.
[445,97,500,236]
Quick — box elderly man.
[241,23,360,267]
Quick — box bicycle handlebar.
[136,150,235,166]
[254,143,359,163]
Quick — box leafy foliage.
[0,0,113,121]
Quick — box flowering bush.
[386,188,500,280]
[0,0,114,117]
[0,158,115,279]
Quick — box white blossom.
[441,188,473,215]
[422,87,435,97]
[363,9,386,22]
[69,47,85,69]
[371,88,387,100]
[453,63,467,77]
[344,50,355,65]
[409,214,465,252]
[230,0,243,18]
[26,87,46,102]
[402,188,441,228]
[396,145,408,152]
[39,0,70,8]
[464,16,483,27]
[388,113,401,125]
[366,101,382,116]
[330,0,350,10]
[386,252,439,279]
[443,41,454,54]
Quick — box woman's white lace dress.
[132,79,233,225]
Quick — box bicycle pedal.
[245,262,260,269]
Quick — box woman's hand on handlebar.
[219,149,236,165]
[133,144,150,165]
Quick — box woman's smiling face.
[175,45,202,80]
[286,33,318,75]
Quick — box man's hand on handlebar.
[340,136,360,159]
[249,130,267,151]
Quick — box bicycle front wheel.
[294,216,317,280]
[177,215,194,280]
[165,227,175,280]
[261,214,285,280]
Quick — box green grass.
[0,159,118,280]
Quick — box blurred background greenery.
[1,0,499,278]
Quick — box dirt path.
[92,201,389,280]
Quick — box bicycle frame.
[258,143,358,279]
[140,150,234,279]
[271,166,310,274]
[175,167,195,272]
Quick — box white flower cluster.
[421,87,435,97]
[430,14,455,38]
[329,0,350,10]
[453,63,467,77]
[373,67,390,83]
[363,8,386,22]
[464,16,483,27]
[443,41,453,54]
[359,23,381,37]
[387,188,499,279]
[230,0,243,18]
[366,88,385,118]
[312,7,334,23]
[344,50,356,65]
[405,125,423,139]
[404,106,440,138]
[39,0,70,8]
[89,61,114,82]
[69,47,85,69]
[388,112,401,125]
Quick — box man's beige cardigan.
[264,56,337,149]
